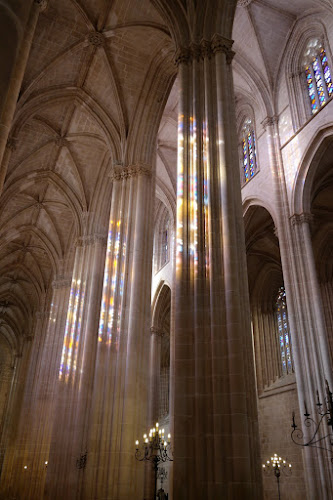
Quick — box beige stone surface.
[0,0,332,499]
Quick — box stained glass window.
[275,287,293,375]
[304,40,333,115]
[161,219,169,266]
[242,119,257,183]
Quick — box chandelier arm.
[291,413,331,448]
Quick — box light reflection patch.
[59,278,86,382]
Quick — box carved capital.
[175,35,234,66]
[200,39,213,59]
[52,276,72,289]
[190,43,202,62]
[109,163,152,181]
[211,34,235,63]
[76,235,94,247]
[93,233,108,246]
[76,233,108,247]
[238,0,253,6]
[34,0,48,11]
[262,115,279,130]
[150,327,164,337]
[290,213,313,227]
[174,47,192,66]
[88,32,105,47]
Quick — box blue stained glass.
[248,132,255,177]
[306,66,318,113]
[313,57,326,106]
[320,48,333,97]
[243,138,249,182]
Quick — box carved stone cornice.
[88,32,105,47]
[290,213,314,227]
[109,163,152,181]
[150,327,164,337]
[34,0,48,11]
[175,35,234,66]
[52,276,72,289]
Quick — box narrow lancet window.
[275,286,293,375]
[303,39,333,114]
[242,118,257,183]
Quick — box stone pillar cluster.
[0,0,47,186]
[264,115,333,497]
[173,35,261,499]
[0,277,71,499]
[78,163,154,500]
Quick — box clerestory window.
[303,39,333,115]
[241,118,258,184]
[275,286,293,375]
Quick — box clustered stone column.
[264,115,333,497]
[251,303,282,391]
[173,35,261,499]
[0,0,47,187]
[81,163,155,499]
[0,276,71,499]
[149,327,164,425]
[44,233,107,498]
[289,213,333,496]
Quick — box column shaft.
[173,37,261,499]
[83,164,154,500]
[0,0,43,184]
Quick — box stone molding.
[52,276,72,289]
[175,34,235,66]
[109,163,152,181]
[290,213,313,226]
[88,32,105,47]
[76,233,108,248]
[34,0,48,11]
[150,327,164,337]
